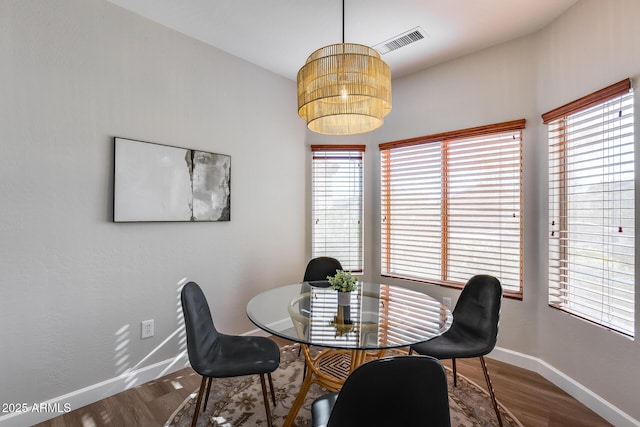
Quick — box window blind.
[380,120,524,297]
[545,80,635,337]
[378,285,448,346]
[312,145,365,272]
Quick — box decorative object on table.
[296,0,391,135]
[336,289,352,306]
[165,344,523,427]
[330,312,354,337]
[327,270,357,293]
[113,137,231,222]
[327,270,357,333]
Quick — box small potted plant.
[327,270,358,305]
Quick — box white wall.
[534,0,640,420]
[370,0,640,423]
[0,0,306,423]
[3,0,640,425]
[371,16,543,358]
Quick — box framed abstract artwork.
[113,137,231,222]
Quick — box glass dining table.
[246,281,453,426]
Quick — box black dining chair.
[311,355,451,427]
[409,274,503,427]
[303,256,344,285]
[298,256,344,360]
[180,281,280,427]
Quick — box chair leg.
[202,377,213,411]
[191,376,207,427]
[479,356,503,427]
[267,372,277,406]
[452,358,457,387]
[259,373,274,427]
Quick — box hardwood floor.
[446,357,611,427]
[35,338,611,427]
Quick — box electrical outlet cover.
[141,319,154,339]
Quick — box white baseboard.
[489,346,639,427]
[0,352,190,427]
[0,321,289,427]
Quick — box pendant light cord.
[342,0,345,43]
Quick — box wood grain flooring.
[34,338,611,427]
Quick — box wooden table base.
[283,346,383,427]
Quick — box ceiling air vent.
[374,27,427,55]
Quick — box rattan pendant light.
[297,0,391,135]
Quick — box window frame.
[543,79,635,337]
[311,144,365,273]
[379,120,525,299]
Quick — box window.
[311,145,365,272]
[380,120,525,297]
[378,284,448,346]
[544,79,635,337]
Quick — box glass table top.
[247,281,452,351]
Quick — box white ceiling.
[105,0,579,81]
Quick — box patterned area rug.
[166,344,522,427]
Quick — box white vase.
[337,291,351,306]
